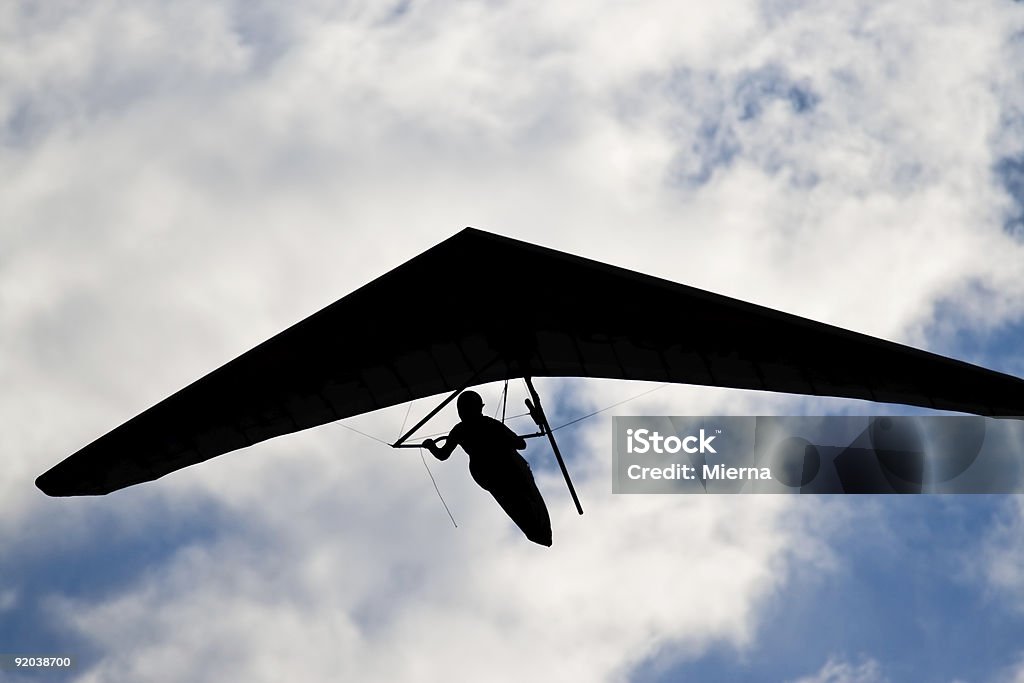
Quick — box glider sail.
[37,228,1024,496]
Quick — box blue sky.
[4,1,1024,682]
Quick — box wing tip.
[35,466,108,497]
[35,470,64,497]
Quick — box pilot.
[424,390,552,546]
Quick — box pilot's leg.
[478,460,552,547]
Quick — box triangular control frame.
[391,374,583,515]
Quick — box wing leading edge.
[36,228,1024,496]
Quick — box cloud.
[994,654,1024,683]
[974,497,1024,612]
[792,652,1024,683]
[0,589,17,613]
[788,657,887,683]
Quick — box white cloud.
[974,497,1024,613]
[788,657,887,683]
[0,589,17,613]
[994,654,1024,683]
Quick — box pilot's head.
[457,390,484,420]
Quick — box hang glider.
[37,227,1024,498]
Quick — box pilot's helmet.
[457,390,484,419]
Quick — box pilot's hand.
[423,438,435,450]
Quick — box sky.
[4,1,1024,681]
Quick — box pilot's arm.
[501,422,527,450]
[424,426,461,461]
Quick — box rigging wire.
[333,415,458,529]
[550,383,670,432]
[420,447,458,528]
[398,400,415,441]
[494,379,509,421]
[403,400,457,528]
[335,421,391,445]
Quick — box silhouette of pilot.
[424,390,553,546]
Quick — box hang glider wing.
[37,228,1024,496]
